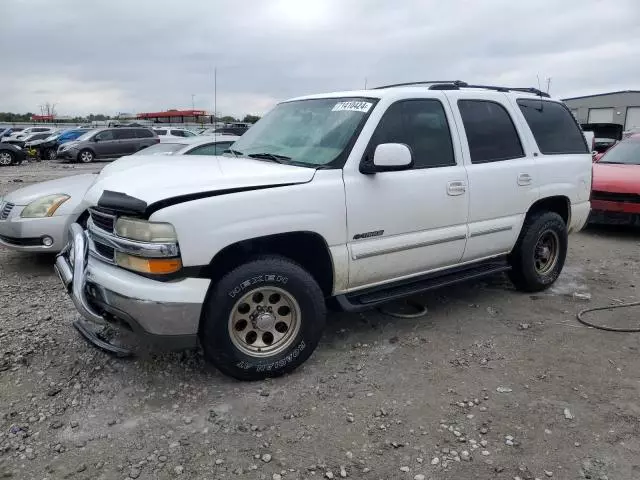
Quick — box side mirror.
[372,143,413,171]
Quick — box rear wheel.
[200,256,326,381]
[509,211,567,292]
[78,149,94,163]
[0,151,13,166]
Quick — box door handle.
[447,181,466,196]
[517,173,532,186]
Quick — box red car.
[590,133,640,225]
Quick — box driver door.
[93,130,118,158]
[343,97,469,289]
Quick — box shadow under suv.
[57,127,159,163]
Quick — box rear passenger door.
[447,93,539,261]
[114,129,139,154]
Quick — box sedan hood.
[592,163,640,194]
[84,155,316,209]
[4,173,98,206]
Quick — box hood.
[26,139,47,147]
[581,123,624,141]
[592,163,640,194]
[84,155,316,210]
[4,173,98,206]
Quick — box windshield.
[133,142,184,155]
[599,140,640,165]
[229,97,376,167]
[76,130,97,141]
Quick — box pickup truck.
[55,81,592,380]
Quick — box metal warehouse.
[563,90,640,132]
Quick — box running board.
[335,257,510,312]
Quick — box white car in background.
[1,126,57,143]
[0,135,239,253]
[152,127,198,142]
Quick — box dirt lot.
[1,161,639,480]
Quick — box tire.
[508,211,567,292]
[78,149,94,163]
[0,151,14,166]
[200,255,326,381]
[45,148,57,160]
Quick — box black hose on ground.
[576,301,640,332]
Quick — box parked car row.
[0,135,238,252]
[0,122,251,165]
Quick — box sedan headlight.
[114,217,178,243]
[20,194,70,218]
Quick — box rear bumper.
[55,224,210,349]
[569,201,591,233]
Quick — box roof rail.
[374,80,550,98]
[372,80,466,90]
[428,82,550,98]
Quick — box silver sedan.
[0,135,239,253]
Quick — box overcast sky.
[2,0,640,117]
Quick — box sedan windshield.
[599,140,640,165]
[228,97,376,167]
[133,142,184,155]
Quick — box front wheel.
[509,211,568,292]
[200,256,326,380]
[78,149,94,163]
[45,148,57,160]
[0,151,14,166]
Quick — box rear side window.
[367,99,456,169]
[136,129,154,138]
[517,99,588,154]
[458,100,524,164]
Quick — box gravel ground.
[1,161,640,480]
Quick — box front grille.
[591,191,640,204]
[0,202,15,220]
[94,242,115,261]
[89,208,115,233]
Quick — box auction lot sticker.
[332,101,373,113]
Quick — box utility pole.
[364,77,368,89]
[546,77,552,94]
[214,67,217,124]
[191,94,195,111]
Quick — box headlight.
[21,194,70,218]
[114,217,177,242]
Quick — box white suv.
[56,81,592,380]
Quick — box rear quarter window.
[517,99,588,154]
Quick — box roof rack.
[372,81,466,90]
[374,80,550,98]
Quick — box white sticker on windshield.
[332,101,373,113]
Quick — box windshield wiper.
[223,148,244,157]
[247,152,292,164]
